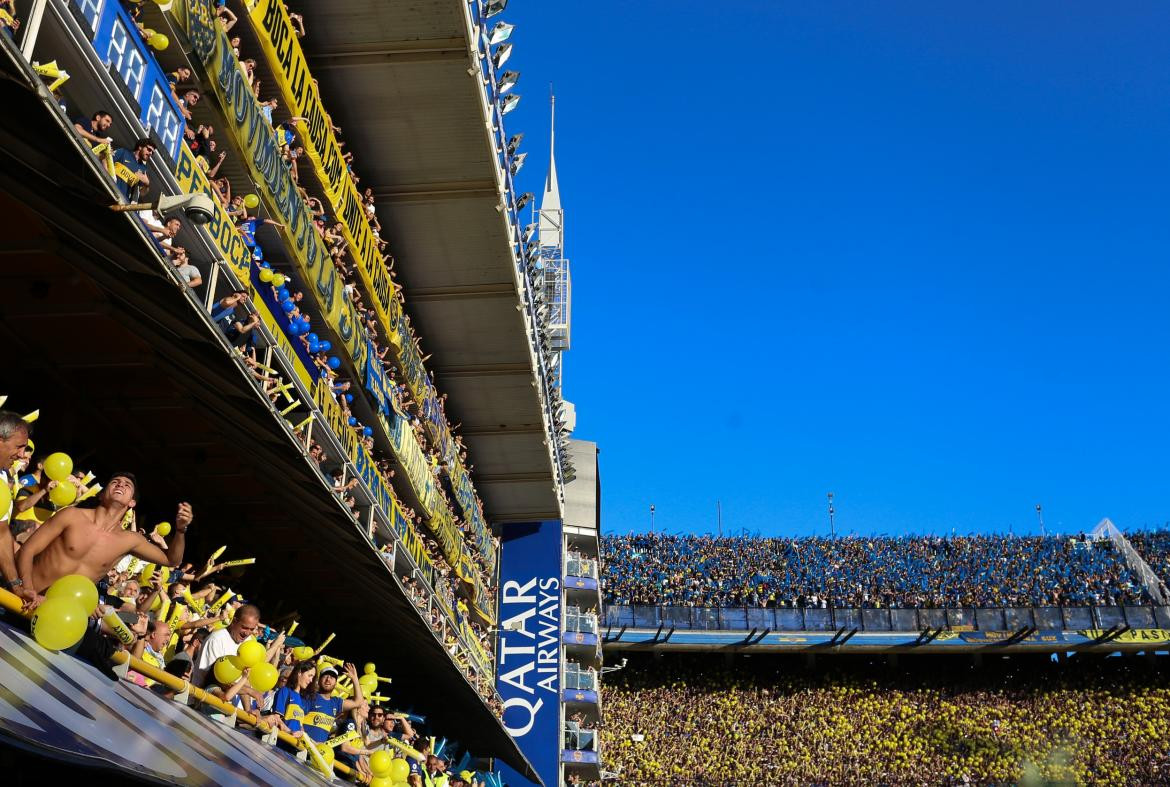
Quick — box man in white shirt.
[0,411,31,589]
[192,602,261,686]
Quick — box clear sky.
[502,2,1170,538]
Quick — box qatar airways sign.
[496,521,562,787]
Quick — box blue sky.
[503,2,1170,538]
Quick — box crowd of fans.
[1127,528,1170,601]
[602,654,1170,785]
[0,408,494,785]
[47,0,500,666]
[601,532,1166,609]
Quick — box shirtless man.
[13,472,190,607]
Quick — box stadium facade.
[0,0,591,784]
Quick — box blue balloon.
[308,340,320,353]
[327,356,341,370]
[287,321,302,336]
[318,340,332,352]
[281,300,295,313]
[260,261,271,269]
[306,333,319,344]
[348,417,358,427]
[362,427,373,437]
[277,287,289,301]
[344,394,354,404]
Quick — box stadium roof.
[295,0,563,524]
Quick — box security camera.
[157,192,216,225]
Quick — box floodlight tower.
[534,90,571,392]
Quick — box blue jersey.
[271,687,308,734]
[301,693,344,743]
[238,217,259,246]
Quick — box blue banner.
[72,0,186,164]
[496,521,562,787]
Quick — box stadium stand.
[602,653,1170,785]
[601,532,1167,608]
[1128,529,1170,600]
[0,409,494,784]
[0,0,557,781]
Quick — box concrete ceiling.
[289,0,562,523]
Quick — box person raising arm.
[14,472,190,607]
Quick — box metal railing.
[565,554,599,579]
[566,606,599,634]
[603,604,1170,633]
[564,722,599,752]
[564,663,598,691]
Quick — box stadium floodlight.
[497,70,520,94]
[511,151,528,175]
[507,133,524,155]
[486,21,514,46]
[515,191,533,211]
[484,0,508,18]
[492,43,514,70]
[501,93,521,114]
[110,192,216,225]
[523,222,538,243]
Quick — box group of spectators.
[602,654,1170,785]
[0,409,488,785]
[190,0,497,592]
[601,532,1163,609]
[1127,528,1170,601]
[61,0,498,667]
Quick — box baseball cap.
[319,666,339,678]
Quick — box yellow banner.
[245,0,401,353]
[460,621,492,675]
[313,379,438,584]
[172,0,371,387]
[173,0,491,618]
[243,0,494,581]
[1080,628,1170,644]
[173,143,250,280]
[253,295,314,391]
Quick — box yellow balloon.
[45,574,99,616]
[258,267,274,283]
[243,194,260,210]
[369,779,394,787]
[43,452,73,482]
[369,750,393,777]
[389,759,410,782]
[249,661,279,692]
[315,742,335,770]
[139,563,155,584]
[49,482,77,508]
[31,598,88,650]
[213,655,243,685]
[359,673,378,695]
[149,33,169,51]
[155,521,171,537]
[270,273,286,288]
[363,662,377,675]
[237,638,266,668]
[292,645,315,662]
